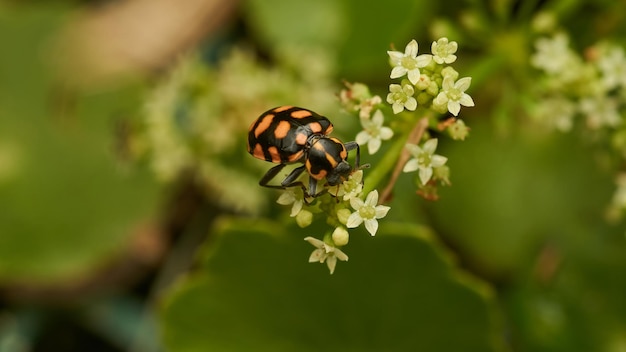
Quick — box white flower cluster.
[339,82,394,155]
[278,170,391,274]
[530,33,626,132]
[387,38,474,117]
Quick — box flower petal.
[326,255,337,274]
[290,200,303,217]
[355,130,370,145]
[408,69,421,85]
[404,97,417,111]
[364,218,379,236]
[419,166,433,185]
[304,236,325,248]
[405,143,422,156]
[459,94,475,107]
[372,110,384,125]
[442,76,455,90]
[403,158,420,173]
[415,54,433,67]
[455,77,472,91]
[334,248,349,262]
[346,212,363,228]
[365,190,379,206]
[375,205,391,219]
[423,138,438,154]
[309,248,326,263]
[448,100,461,116]
[431,155,448,167]
[350,196,364,210]
[276,191,294,205]
[392,102,404,114]
[405,39,418,57]
[368,138,382,154]
[387,50,403,62]
[379,127,394,140]
[390,66,407,79]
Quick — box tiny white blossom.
[531,33,576,74]
[579,96,621,129]
[403,139,448,185]
[346,190,391,236]
[304,237,348,274]
[431,37,458,64]
[276,187,304,217]
[388,40,433,85]
[596,44,626,90]
[356,110,394,154]
[328,169,364,201]
[387,83,418,114]
[357,95,383,119]
[533,96,576,132]
[433,76,474,116]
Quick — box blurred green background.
[2,0,626,351]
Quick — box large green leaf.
[160,217,505,352]
[0,6,160,282]
[244,0,435,79]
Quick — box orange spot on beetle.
[291,109,312,119]
[274,120,291,139]
[288,150,304,162]
[254,114,274,138]
[253,143,265,160]
[325,152,338,168]
[295,132,308,145]
[310,169,327,180]
[309,122,322,133]
[267,146,281,163]
[273,106,293,112]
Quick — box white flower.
[433,76,474,116]
[531,33,576,74]
[431,37,458,64]
[346,190,391,236]
[276,187,304,217]
[356,110,394,154]
[596,44,626,90]
[304,237,349,274]
[579,96,621,129]
[387,83,418,114]
[532,96,576,132]
[388,40,433,85]
[328,169,364,201]
[403,139,448,185]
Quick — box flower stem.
[378,117,429,204]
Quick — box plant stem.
[379,117,429,204]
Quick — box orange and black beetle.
[247,106,362,197]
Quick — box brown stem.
[379,117,429,204]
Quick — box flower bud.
[331,227,350,246]
[296,210,313,228]
[336,208,352,225]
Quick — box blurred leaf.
[427,120,614,278]
[160,217,506,352]
[244,0,436,79]
[0,6,160,282]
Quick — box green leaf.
[244,0,436,79]
[160,217,505,352]
[0,6,160,282]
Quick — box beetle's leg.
[344,141,369,170]
[258,164,287,188]
[259,164,311,197]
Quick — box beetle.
[247,106,362,197]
